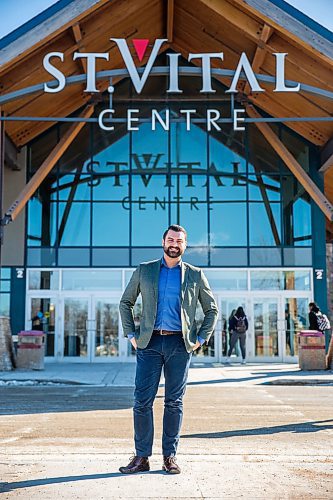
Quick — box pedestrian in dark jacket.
[225,306,248,365]
[309,302,320,330]
[308,302,331,332]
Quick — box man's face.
[162,230,187,259]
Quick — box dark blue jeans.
[134,334,192,457]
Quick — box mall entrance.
[26,268,312,363]
[217,293,310,363]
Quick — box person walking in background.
[225,306,248,365]
[119,224,218,475]
[308,302,331,332]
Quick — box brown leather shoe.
[119,455,150,474]
[163,456,181,474]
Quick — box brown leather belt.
[153,329,182,336]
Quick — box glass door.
[92,297,120,359]
[63,297,89,360]
[283,297,308,360]
[28,297,57,357]
[220,297,248,361]
[60,295,122,362]
[252,297,282,361]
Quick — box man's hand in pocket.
[130,337,138,350]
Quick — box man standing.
[119,224,218,474]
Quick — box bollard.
[16,330,45,370]
[297,331,326,371]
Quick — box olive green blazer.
[119,259,218,353]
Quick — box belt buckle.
[160,329,168,336]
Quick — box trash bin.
[297,330,326,370]
[16,330,45,370]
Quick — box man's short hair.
[163,225,187,241]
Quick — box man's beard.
[164,245,182,259]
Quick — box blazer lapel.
[151,259,161,299]
[181,262,189,303]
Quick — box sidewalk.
[1,361,332,386]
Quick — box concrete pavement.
[0,382,332,499]
[0,361,332,387]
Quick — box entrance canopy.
[0,0,333,227]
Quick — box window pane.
[28,271,59,290]
[58,203,90,246]
[92,132,130,201]
[248,175,281,201]
[210,247,248,266]
[283,248,312,266]
[0,294,10,316]
[0,281,10,292]
[204,270,247,290]
[132,203,168,246]
[251,271,283,290]
[132,175,169,205]
[131,248,162,265]
[93,203,129,246]
[58,175,91,201]
[249,203,281,246]
[27,248,57,267]
[0,268,10,279]
[28,198,57,247]
[250,248,282,266]
[62,270,122,291]
[282,178,312,246]
[184,248,208,266]
[172,202,208,246]
[92,248,130,266]
[210,203,247,246]
[171,123,206,170]
[58,248,90,266]
[209,133,246,201]
[284,270,311,291]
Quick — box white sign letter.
[73,52,109,92]
[98,109,115,131]
[127,109,140,131]
[226,53,264,94]
[188,52,224,93]
[43,52,65,93]
[152,109,170,131]
[111,38,167,93]
[273,53,300,92]
[179,109,196,131]
[207,109,221,131]
[233,109,246,131]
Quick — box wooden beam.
[0,0,110,72]
[172,38,329,146]
[197,0,333,91]
[230,0,333,66]
[320,153,333,174]
[246,105,333,221]
[167,0,175,42]
[72,23,87,73]
[3,105,94,223]
[255,170,281,245]
[243,23,274,95]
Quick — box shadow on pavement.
[0,470,164,493]
[0,386,134,415]
[181,419,333,439]
[185,369,329,386]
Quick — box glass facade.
[21,74,321,363]
[26,77,313,269]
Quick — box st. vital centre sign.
[43,38,301,132]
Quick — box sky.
[0,0,332,40]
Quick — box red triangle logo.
[133,39,149,62]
